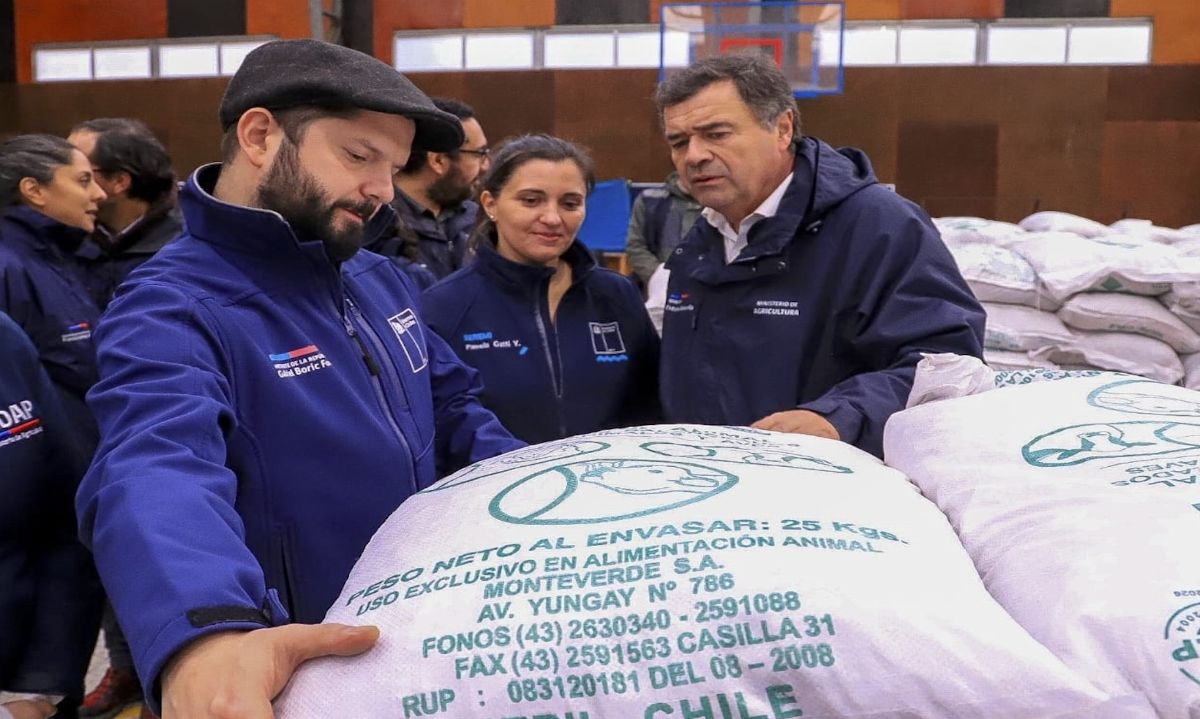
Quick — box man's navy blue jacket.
[423,241,660,444]
[661,137,985,458]
[76,165,523,702]
[0,312,103,697]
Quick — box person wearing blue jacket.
[423,135,660,444]
[75,40,522,717]
[0,135,109,452]
[656,55,985,458]
[0,313,101,719]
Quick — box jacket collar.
[473,238,595,293]
[179,163,396,266]
[2,204,89,256]
[91,198,182,257]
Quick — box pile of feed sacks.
[888,355,1200,719]
[276,424,1152,718]
[935,212,1200,386]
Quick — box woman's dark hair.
[470,134,595,251]
[0,134,77,206]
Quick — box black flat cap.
[218,39,463,152]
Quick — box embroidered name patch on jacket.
[60,321,92,343]
[269,344,332,379]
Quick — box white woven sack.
[1184,354,1200,391]
[983,302,1074,351]
[1167,281,1200,316]
[1110,219,1192,245]
[984,348,1060,371]
[886,375,1200,717]
[1019,211,1112,238]
[1057,293,1200,353]
[1032,330,1184,384]
[1160,292,1200,333]
[949,243,1060,310]
[933,217,1027,248]
[1010,233,1189,302]
[276,425,1143,718]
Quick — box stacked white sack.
[276,425,1147,718]
[933,216,1027,248]
[947,244,1060,311]
[886,375,1200,718]
[1109,218,1196,246]
[1008,231,1187,303]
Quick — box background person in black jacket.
[423,135,659,444]
[369,97,489,282]
[68,118,184,311]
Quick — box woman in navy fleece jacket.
[423,135,659,444]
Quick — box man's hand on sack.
[751,409,840,440]
[160,623,379,718]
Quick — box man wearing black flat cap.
[76,39,523,719]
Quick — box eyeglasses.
[459,147,490,158]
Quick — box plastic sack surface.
[886,376,1200,718]
[276,425,1144,718]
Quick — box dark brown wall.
[14,0,168,83]
[2,65,1196,226]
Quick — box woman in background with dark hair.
[0,134,107,441]
[422,134,659,444]
[0,135,107,719]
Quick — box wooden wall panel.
[843,0,902,20]
[373,0,464,66]
[247,0,310,39]
[463,0,554,28]
[552,69,665,181]
[1112,0,1200,64]
[4,78,228,174]
[1107,65,1200,121]
[1100,121,1200,226]
[466,71,557,142]
[898,121,999,218]
[796,67,900,182]
[902,0,1002,19]
[14,0,167,82]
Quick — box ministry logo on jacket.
[0,399,43,447]
[388,309,429,373]
[590,322,628,363]
[269,344,333,379]
[60,321,92,343]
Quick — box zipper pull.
[342,300,381,376]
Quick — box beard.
[256,138,378,263]
[426,162,473,210]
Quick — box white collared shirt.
[701,172,794,264]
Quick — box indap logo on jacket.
[276,425,1149,718]
[0,399,42,447]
